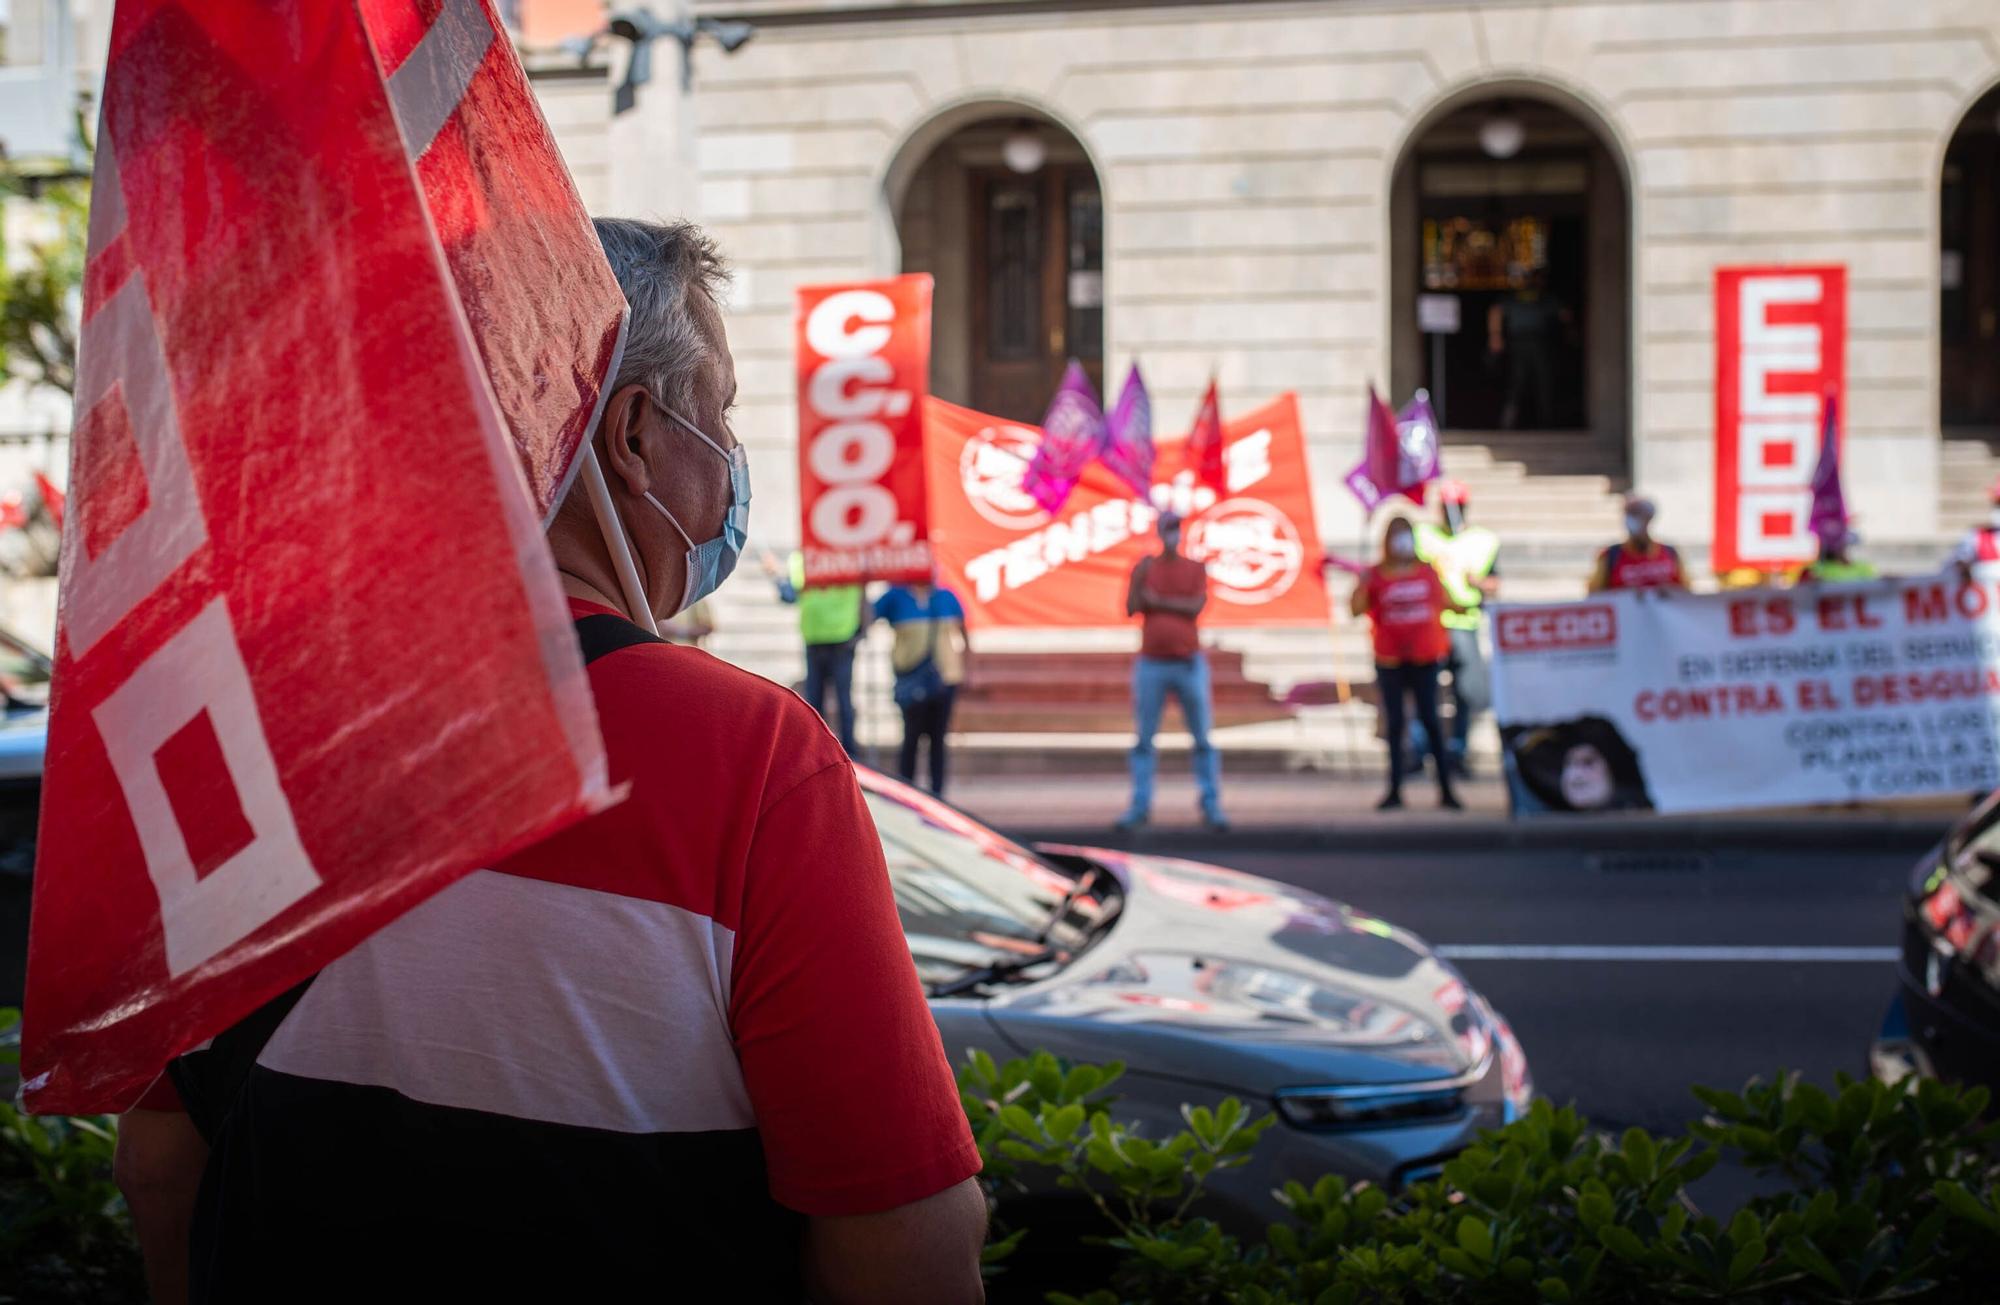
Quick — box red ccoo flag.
[1184,379,1226,494]
[23,0,623,1113]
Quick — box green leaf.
[1538,1277,1572,1303]
[1456,1215,1493,1262]
[1782,1235,1846,1291]
[997,1104,1042,1141]
[1727,1236,1766,1284]
[1045,1103,1086,1143]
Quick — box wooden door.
[970,165,1102,422]
[1943,133,2000,429]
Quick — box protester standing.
[115,218,986,1305]
[875,575,970,797]
[1413,481,1498,776]
[763,548,864,756]
[1952,476,2000,569]
[1589,495,1686,592]
[1351,516,1463,810]
[1117,512,1229,833]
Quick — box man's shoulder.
[588,640,843,774]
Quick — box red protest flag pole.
[1184,378,1226,495]
[23,0,623,1113]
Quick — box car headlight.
[1274,1081,1467,1131]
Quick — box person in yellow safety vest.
[1411,480,1499,778]
[1793,519,1878,584]
[762,549,866,757]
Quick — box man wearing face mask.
[1118,511,1229,833]
[1589,495,1685,593]
[1952,477,2000,573]
[123,219,986,1305]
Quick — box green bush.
[0,1008,145,1305]
[960,1052,2000,1304]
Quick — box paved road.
[1207,842,1920,1137]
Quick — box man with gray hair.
[114,219,987,1303]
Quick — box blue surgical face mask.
[642,402,750,617]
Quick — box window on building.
[0,0,45,68]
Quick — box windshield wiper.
[929,948,1062,999]
[1038,864,1114,945]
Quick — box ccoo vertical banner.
[795,275,934,586]
[1714,265,1846,575]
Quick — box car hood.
[981,845,1495,1094]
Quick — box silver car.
[861,767,1532,1226]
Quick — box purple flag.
[1393,390,1442,505]
[1022,360,1107,514]
[1809,389,1846,541]
[1343,462,1387,513]
[1100,364,1155,499]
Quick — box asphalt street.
[1207,840,1928,1138]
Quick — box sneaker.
[1114,812,1147,833]
[1203,812,1232,833]
[1375,792,1404,811]
[1439,790,1464,811]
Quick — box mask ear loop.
[579,442,659,636]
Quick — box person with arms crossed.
[113,219,986,1305]
[875,573,971,797]
[1589,495,1685,593]
[1117,511,1229,833]
[1350,515,1464,811]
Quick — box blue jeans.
[1125,654,1223,820]
[802,640,857,757]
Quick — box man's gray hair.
[593,217,730,416]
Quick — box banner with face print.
[24,0,615,1113]
[1493,572,2000,816]
[924,392,1332,629]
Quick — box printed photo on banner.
[1491,571,2000,817]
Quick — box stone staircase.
[1941,430,2000,540]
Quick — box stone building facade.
[527,0,2000,576]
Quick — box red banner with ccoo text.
[795,275,933,586]
[925,393,1332,629]
[24,0,620,1113]
[1714,265,1845,575]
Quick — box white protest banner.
[1491,571,2000,815]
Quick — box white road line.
[1436,944,1899,963]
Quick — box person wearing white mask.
[1589,495,1686,593]
[119,218,986,1305]
[1350,515,1464,810]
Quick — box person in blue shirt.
[873,578,971,796]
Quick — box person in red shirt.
[1589,495,1685,592]
[1118,511,1228,832]
[113,219,986,1305]
[1350,516,1464,810]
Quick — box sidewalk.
[945,769,1960,855]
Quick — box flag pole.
[579,442,659,635]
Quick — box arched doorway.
[1943,86,2000,433]
[891,112,1103,423]
[1389,91,1630,459]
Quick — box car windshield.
[1952,797,2000,899]
[0,626,50,709]
[862,779,1097,986]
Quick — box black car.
[1874,792,2000,1093]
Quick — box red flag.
[33,471,64,527]
[1362,385,1400,495]
[24,0,618,1113]
[1184,379,1225,494]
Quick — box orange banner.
[926,393,1332,629]
[796,275,933,586]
